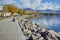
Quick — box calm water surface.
[32,15,60,32]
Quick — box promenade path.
[0,18,26,40]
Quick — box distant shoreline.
[40,13,60,16]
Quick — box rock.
[23,29,28,35]
[35,33,41,38]
[21,19,27,22]
[37,26,42,30]
[30,28,35,32]
[40,27,47,32]
[48,30,60,40]
[32,35,38,40]
[40,32,48,40]
[47,37,53,40]
[26,35,32,40]
[35,23,40,27]
[19,18,60,40]
[32,32,36,35]
[58,32,60,35]
[47,34,58,40]
[32,33,41,40]
[27,30,32,35]
[48,30,60,37]
[46,32,52,40]
[39,37,44,40]
[34,28,38,32]
[33,24,37,28]
[28,35,33,40]
[25,25,30,29]
[21,21,25,25]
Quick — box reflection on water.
[33,15,60,32]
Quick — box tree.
[3,5,19,16]
[3,5,19,13]
[23,11,29,15]
[18,9,24,15]
[3,5,9,12]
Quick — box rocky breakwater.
[18,19,60,40]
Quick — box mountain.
[45,9,54,12]
[55,10,60,14]
[23,8,33,11]
[23,8,60,13]
[56,10,60,12]
[36,9,54,13]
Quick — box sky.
[0,0,60,10]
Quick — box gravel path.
[0,18,26,40]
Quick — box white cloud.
[19,0,42,9]
[37,2,54,10]
[37,2,60,10]
[3,0,16,5]
[0,0,60,10]
[55,6,60,10]
[30,0,41,9]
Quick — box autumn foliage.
[3,5,19,13]
[3,5,39,15]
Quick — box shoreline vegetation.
[0,5,39,20]
[0,5,60,18]
[40,13,60,16]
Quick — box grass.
[0,17,5,21]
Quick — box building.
[3,12,11,17]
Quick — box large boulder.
[23,29,28,35]
[35,33,41,38]
[39,37,44,40]
[48,30,60,37]
[26,26,31,29]
[40,27,47,32]
[27,30,32,35]
[58,32,60,36]
[32,34,38,40]
[48,30,60,40]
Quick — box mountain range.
[23,8,60,14]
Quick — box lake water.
[32,15,60,32]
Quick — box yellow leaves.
[3,5,39,16]
[3,5,9,12]
[31,12,39,15]
[18,9,24,15]
[10,6,19,13]
[23,11,29,15]
[3,5,19,13]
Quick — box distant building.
[0,5,19,17]
[0,6,12,17]
[3,12,11,17]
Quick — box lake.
[32,15,60,32]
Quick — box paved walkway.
[0,19,26,40]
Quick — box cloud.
[37,2,60,10]
[55,6,60,10]
[37,2,55,10]
[3,0,16,5]
[0,0,60,10]
[19,0,42,9]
